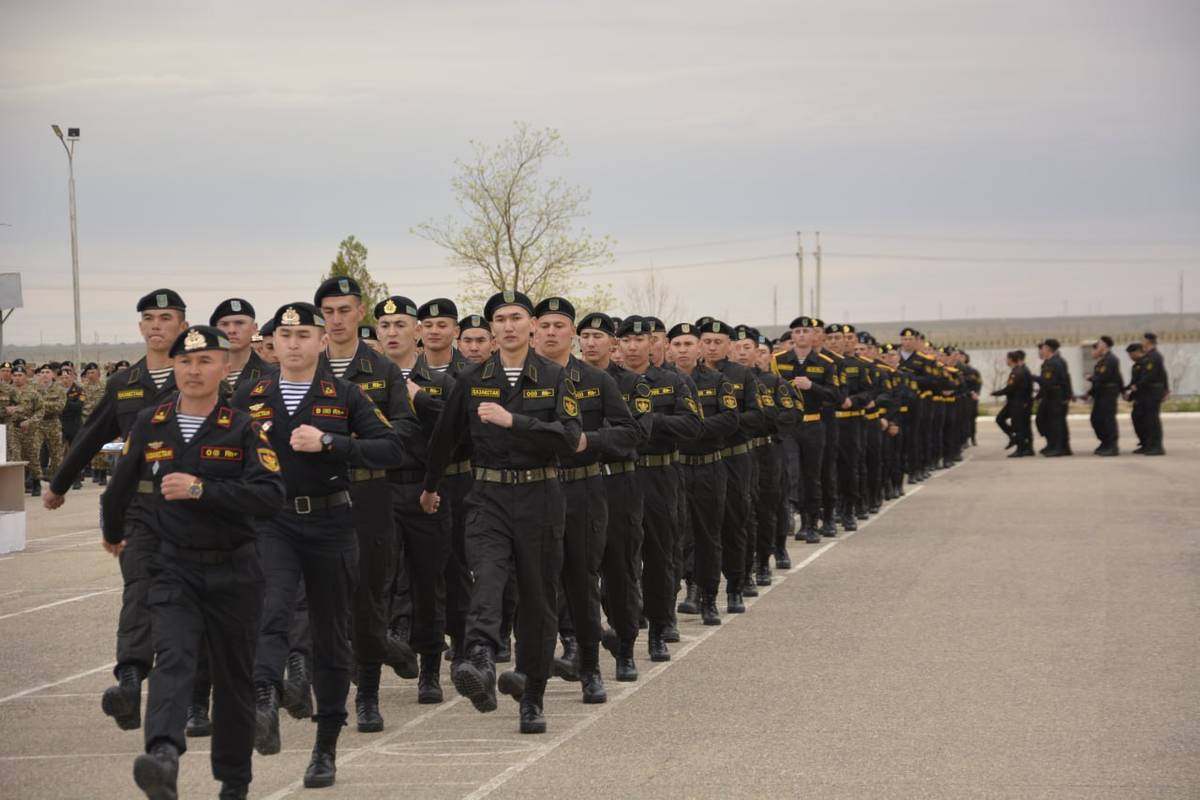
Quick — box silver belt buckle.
[294,496,312,515]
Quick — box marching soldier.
[33,364,67,497]
[1085,336,1123,456]
[419,290,582,735]
[458,314,495,364]
[101,326,285,800]
[1129,332,1167,455]
[417,298,460,372]
[1034,339,1072,457]
[992,350,1034,457]
[79,363,111,483]
[9,366,43,490]
[210,298,274,394]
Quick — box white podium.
[0,424,28,554]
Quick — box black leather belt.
[559,463,602,483]
[161,541,254,565]
[473,467,558,485]
[288,490,352,515]
[601,460,636,477]
[679,451,722,466]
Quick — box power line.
[819,230,1200,246]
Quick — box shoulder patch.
[215,407,234,428]
[250,379,273,397]
[151,402,173,423]
[561,392,578,418]
[320,380,338,397]
[257,448,281,472]
[634,396,652,414]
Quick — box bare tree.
[622,270,682,322]
[414,123,614,312]
[1163,344,1194,395]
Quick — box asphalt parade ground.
[1,416,1197,799]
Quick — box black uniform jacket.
[52,357,179,496]
[603,362,653,462]
[710,358,764,442]
[560,354,642,469]
[770,348,839,414]
[227,350,276,396]
[398,358,456,472]
[633,364,703,456]
[1086,352,1123,398]
[326,341,421,441]
[422,349,582,492]
[101,397,286,547]
[678,364,740,455]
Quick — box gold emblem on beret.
[281,307,301,326]
[682,323,691,333]
[183,329,207,351]
[383,298,397,315]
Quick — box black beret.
[1125,343,1143,353]
[83,362,99,372]
[483,290,533,320]
[313,276,361,306]
[732,325,753,341]
[272,302,325,329]
[418,298,459,321]
[12,358,25,366]
[694,316,715,328]
[788,316,817,329]
[169,325,231,358]
[856,332,871,344]
[617,315,652,337]
[11,365,26,374]
[611,316,623,329]
[259,319,276,337]
[899,327,920,338]
[697,319,732,336]
[823,323,840,334]
[0,361,11,370]
[879,343,896,354]
[358,325,378,341]
[1098,335,1114,348]
[810,318,825,329]
[1013,350,1026,360]
[577,312,615,336]
[459,314,491,333]
[667,322,699,340]
[534,297,576,321]
[1143,331,1157,342]
[137,288,186,313]
[375,295,419,319]
[644,316,666,334]
[114,359,131,369]
[209,298,256,325]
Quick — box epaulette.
[817,352,835,363]
[481,360,495,380]
[320,380,337,397]
[250,379,273,396]
[358,358,373,374]
[151,401,173,423]
[127,367,142,385]
[215,406,234,428]
[568,367,581,383]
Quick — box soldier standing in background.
[9,366,43,490]
[35,364,68,495]
[1085,336,1123,456]
[1130,332,1168,456]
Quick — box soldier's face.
[139,310,188,354]
[458,329,494,364]
[175,351,231,398]
[13,372,28,387]
[216,315,257,352]
[650,333,668,364]
[854,342,868,358]
[884,352,900,368]
[57,372,73,387]
[37,369,54,386]
[421,317,458,353]
[320,298,365,346]
[377,314,419,361]
[274,326,326,372]
[670,335,700,370]
[700,333,731,363]
[578,330,611,366]
[534,314,574,361]
[84,369,99,382]
[491,308,532,352]
[620,334,651,367]
[260,337,278,365]
[0,368,9,382]
[732,339,757,367]
[900,333,917,351]
[1038,345,1051,360]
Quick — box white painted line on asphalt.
[0,663,115,705]
[24,526,101,544]
[0,587,120,622]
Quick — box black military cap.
[856,332,872,344]
[697,319,732,336]
[459,314,491,333]
[374,295,419,319]
[644,316,666,334]
[418,298,459,321]
[61,360,74,368]
[577,312,615,336]
[667,322,699,340]
[83,362,99,372]
[617,315,651,337]
[1125,343,1143,354]
[1013,349,1026,360]
[313,276,361,306]
[1143,331,1157,343]
[114,359,131,369]
[137,288,186,313]
[1096,335,1114,348]
[1041,338,1060,351]
[694,316,715,328]
[840,323,856,334]
[169,325,231,358]
[941,345,956,355]
[823,323,840,334]
[483,290,533,320]
[272,302,325,328]
[209,298,256,325]
[12,358,25,367]
[0,361,12,370]
[358,325,378,341]
[259,319,276,337]
[732,325,753,341]
[899,327,921,338]
[11,365,26,374]
[611,316,623,329]
[810,318,825,329]
[879,343,896,354]
[534,297,576,321]
[788,316,816,329]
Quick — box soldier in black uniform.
[419,290,581,734]
[234,302,404,789]
[315,276,421,733]
[1034,339,1073,457]
[992,350,1034,457]
[532,298,640,703]
[417,298,460,372]
[577,312,652,680]
[102,326,285,800]
[897,328,937,481]
[210,298,273,394]
[1129,332,1168,455]
[44,288,189,731]
[960,352,982,446]
[826,324,873,530]
[1085,335,1123,456]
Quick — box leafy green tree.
[324,235,389,323]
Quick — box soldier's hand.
[841,397,852,409]
[102,538,125,558]
[576,432,588,453]
[866,400,876,409]
[419,490,440,514]
[406,379,423,398]
[290,424,325,452]
[879,417,888,431]
[477,402,514,428]
[887,424,900,437]
[19,420,31,431]
[793,376,812,390]
[42,490,65,510]
[161,472,199,501]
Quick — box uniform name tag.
[144,447,175,462]
[423,386,443,396]
[471,387,502,398]
[697,388,716,397]
[359,379,387,391]
[845,367,859,375]
[575,387,600,399]
[649,386,674,397]
[523,388,556,399]
[806,366,824,374]
[118,388,145,400]
[201,447,243,461]
[312,405,348,419]
[249,404,273,420]
[776,363,794,372]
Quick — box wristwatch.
[188,480,204,500]
[320,432,335,453]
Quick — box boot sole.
[649,653,671,663]
[496,672,525,703]
[283,696,313,720]
[184,722,212,738]
[132,754,177,800]
[451,666,497,713]
[551,660,580,682]
[303,773,336,789]
[519,720,547,734]
[417,690,444,704]
[357,720,384,733]
[676,605,700,615]
[582,692,608,704]
[101,687,141,731]
[614,672,639,682]
[254,712,281,756]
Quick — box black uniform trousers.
[904,403,923,475]
[928,402,945,467]
[600,469,644,644]
[673,464,688,606]
[560,475,608,648]
[1037,394,1069,452]
[255,508,358,723]
[442,473,474,652]
[743,451,760,576]
[640,464,680,625]
[1090,389,1119,450]
[720,452,752,593]
[836,417,861,516]
[117,518,160,677]
[820,414,839,521]
[463,479,564,681]
[391,480,452,655]
[755,443,783,568]
[145,542,262,786]
[794,421,825,521]
[683,460,725,595]
[1131,391,1164,449]
[863,418,882,507]
[350,478,395,666]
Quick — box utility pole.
[51,125,83,371]
[795,231,804,315]
[814,230,823,318]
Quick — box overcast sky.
[1,0,1197,345]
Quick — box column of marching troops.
[24,279,1158,800]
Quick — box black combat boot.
[614,639,638,682]
[756,561,772,586]
[677,582,701,615]
[774,544,791,570]
[647,623,670,662]
[418,652,444,704]
[661,608,680,642]
[451,645,497,712]
[282,650,313,719]
[355,663,384,733]
[101,664,143,731]
[384,630,418,679]
[726,591,746,614]
[218,782,248,800]
[742,572,759,597]
[184,703,212,737]
[551,634,580,682]
[519,677,548,734]
[132,741,179,800]
[71,474,83,490]
[820,514,838,537]
[495,636,512,663]
[29,478,41,497]
[253,681,281,756]
[497,669,525,702]
[840,514,858,532]
[700,591,722,625]
[303,719,340,789]
[579,642,607,704]
[97,469,107,486]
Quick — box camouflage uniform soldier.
[80,363,111,483]
[8,366,44,493]
[36,365,68,488]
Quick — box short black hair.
[1143,331,1157,343]
[1098,335,1114,348]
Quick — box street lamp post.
[51,124,83,371]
